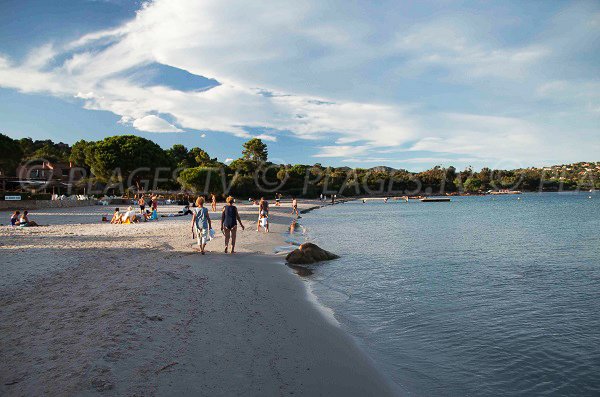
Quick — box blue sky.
[0,0,598,170]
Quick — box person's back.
[193,206,209,229]
[223,205,238,229]
[10,211,20,226]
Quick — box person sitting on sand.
[146,208,158,221]
[181,204,192,215]
[110,208,122,224]
[121,206,138,224]
[19,210,40,227]
[191,196,212,255]
[160,204,193,217]
[221,196,245,254]
[10,211,20,226]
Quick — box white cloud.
[0,0,597,167]
[75,91,95,99]
[255,134,277,142]
[314,145,369,158]
[394,19,550,79]
[131,115,182,133]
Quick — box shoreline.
[0,200,396,396]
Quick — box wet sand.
[0,200,395,396]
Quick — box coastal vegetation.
[0,132,598,197]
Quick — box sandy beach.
[0,200,395,396]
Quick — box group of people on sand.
[109,194,160,224]
[190,194,288,255]
[191,195,246,255]
[110,205,158,224]
[9,210,41,227]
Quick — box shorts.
[140,205,145,211]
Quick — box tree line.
[0,133,598,197]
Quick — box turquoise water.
[300,193,600,396]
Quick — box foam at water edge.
[303,278,341,327]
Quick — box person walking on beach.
[256,197,263,231]
[191,196,212,255]
[151,195,158,211]
[221,196,245,254]
[138,196,145,215]
[257,197,269,232]
[211,193,217,212]
[291,197,299,217]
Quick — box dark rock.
[285,243,339,265]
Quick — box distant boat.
[420,197,451,202]
[488,190,522,195]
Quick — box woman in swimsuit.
[221,196,245,254]
[291,197,299,217]
[211,193,217,212]
[19,211,40,227]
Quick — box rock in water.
[285,243,339,265]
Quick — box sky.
[0,0,598,170]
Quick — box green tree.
[178,166,223,194]
[69,140,92,166]
[166,144,191,168]
[166,145,217,169]
[85,135,169,188]
[242,138,268,162]
[228,158,256,175]
[18,138,71,162]
[463,176,482,192]
[189,147,215,166]
[0,133,24,176]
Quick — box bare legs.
[224,226,237,253]
[196,229,207,254]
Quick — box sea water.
[300,193,600,396]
